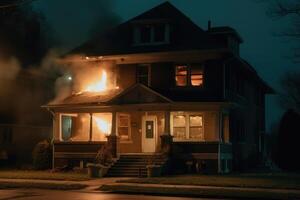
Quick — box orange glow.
[94,116,111,135]
[85,70,107,92]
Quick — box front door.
[142,115,157,153]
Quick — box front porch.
[47,84,232,174]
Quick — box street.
[0,189,229,200]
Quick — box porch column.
[160,111,173,155]
[164,111,171,135]
[89,113,93,141]
[107,111,117,158]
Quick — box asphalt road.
[0,189,229,200]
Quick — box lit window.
[191,65,204,86]
[92,113,112,142]
[173,115,186,139]
[175,66,188,86]
[175,64,204,87]
[61,114,90,141]
[189,115,204,140]
[117,114,131,141]
[171,112,205,141]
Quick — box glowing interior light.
[94,117,111,135]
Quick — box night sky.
[33,0,299,131]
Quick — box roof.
[67,1,224,57]
[208,26,243,43]
[47,90,119,106]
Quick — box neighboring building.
[45,2,273,175]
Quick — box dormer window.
[133,23,170,45]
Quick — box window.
[92,113,112,142]
[175,64,204,87]
[171,112,204,141]
[189,115,204,140]
[137,64,150,86]
[133,23,170,45]
[173,115,186,139]
[60,113,90,141]
[140,25,152,43]
[191,65,204,86]
[117,114,131,141]
[154,24,166,42]
[175,66,188,86]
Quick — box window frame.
[133,23,170,46]
[117,113,132,143]
[174,64,204,88]
[136,64,151,86]
[59,113,78,142]
[171,112,205,142]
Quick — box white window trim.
[116,113,132,143]
[170,112,205,142]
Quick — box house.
[44,2,273,175]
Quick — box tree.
[264,0,300,61]
[280,71,300,112]
[0,0,56,67]
[277,109,300,171]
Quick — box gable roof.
[108,84,172,104]
[68,1,222,57]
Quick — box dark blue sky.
[33,0,298,130]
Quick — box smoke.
[49,56,118,104]
[0,57,21,95]
[0,0,122,125]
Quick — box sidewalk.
[100,182,300,200]
[0,177,128,191]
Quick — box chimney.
[208,20,212,31]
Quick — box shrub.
[32,140,52,170]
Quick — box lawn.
[119,173,300,190]
[0,170,90,181]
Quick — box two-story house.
[44,2,273,175]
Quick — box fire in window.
[191,65,204,86]
[175,64,204,87]
[175,66,188,86]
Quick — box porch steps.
[106,154,167,177]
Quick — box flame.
[94,116,111,135]
[85,70,107,92]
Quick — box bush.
[32,140,52,170]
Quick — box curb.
[100,183,300,200]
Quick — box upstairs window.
[175,66,188,86]
[175,64,204,87]
[137,64,150,86]
[133,23,170,45]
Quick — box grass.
[0,170,90,181]
[118,173,300,190]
